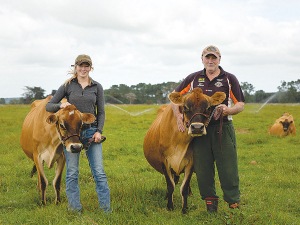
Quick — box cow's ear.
[46,114,58,124]
[210,92,226,106]
[169,92,184,105]
[81,113,96,124]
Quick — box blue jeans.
[64,127,111,212]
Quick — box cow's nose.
[190,123,204,133]
[70,144,82,153]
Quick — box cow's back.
[20,96,53,160]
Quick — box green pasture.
[0,103,299,224]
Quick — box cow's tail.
[31,164,37,177]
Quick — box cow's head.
[169,87,226,136]
[279,113,294,133]
[46,105,95,153]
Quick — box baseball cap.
[202,45,221,58]
[72,54,92,66]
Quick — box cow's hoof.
[182,208,187,214]
[167,205,174,211]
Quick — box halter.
[183,105,224,153]
[183,106,220,129]
[184,112,210,129]
[56,123,81,147]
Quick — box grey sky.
[1,0,300,98]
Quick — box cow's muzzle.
[68,143,83,153]
[188,122,207,136]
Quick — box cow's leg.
[31,164,37,178]
[33,154,48,205]
[53,154,65,205]
[162,163,175,210]
[188,183,193,196]
[180,163,194,214]
[173,172,180,185]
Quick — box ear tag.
[69,110,74,116]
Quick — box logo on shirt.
[215,82,223,88]
[198,78,205,82]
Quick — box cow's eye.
[60,124,66,130]
[183,106,189,112]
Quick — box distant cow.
[20,96,95,205]
[267,112,296,137]
[143,88,226,213]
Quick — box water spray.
[105,94,154,116]
[107,103,153,116]
[105,95,124,104]
[255,92,278,114]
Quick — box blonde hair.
[64,65,94,86]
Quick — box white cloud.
[1,0,300,98]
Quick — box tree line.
[241,79,300,103]
[2,79,300,105]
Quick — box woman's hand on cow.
[60,102,71,109]
[92,132,102,143]
[176,114,186,132]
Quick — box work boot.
[229,201,240,209]
[205,197,218,213]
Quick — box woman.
[46,54,110,213]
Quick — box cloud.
[1,0,300,98]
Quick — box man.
[171,45,245,213]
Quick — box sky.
[1,0,300,98]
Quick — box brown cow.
[143,88,226,213]
[268,112,296,137]
[20,96,95,205]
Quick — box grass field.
[0,103,299,224]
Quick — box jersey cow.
[268,112,296,137]
[20,96,95,205]
[143,88,226,213]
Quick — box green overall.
[192,121,240,204]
